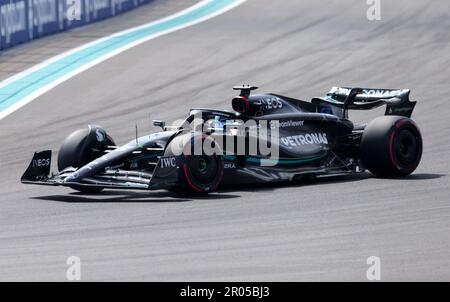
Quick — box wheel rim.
[198,158,208,173]
[188,155,218,185]
[393,129,419,167]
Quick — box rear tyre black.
[360,116,422,177]
[58,126,115,193]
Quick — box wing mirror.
[153,120,166,130]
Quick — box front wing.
[21,151,180,191]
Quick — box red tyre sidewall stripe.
[390,119,422,173]
[183,159,203,193]
[389,118,407,168]
[211,157,224,191]
[182,135,205,192]
[389,129,397,168]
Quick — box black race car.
[21,85,423,195]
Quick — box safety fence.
[0,0,152,50]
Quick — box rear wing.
[312,87,417,118]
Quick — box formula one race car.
[21,85,423,195]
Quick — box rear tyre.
[361,116,422,177]
[58,126,115,193]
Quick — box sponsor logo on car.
[259,97,283,111]
[361,89,403,97]
[32,158,50,167]
[278,120,305,128]
[388,106,413,114]
[329,87,407,98]
[96,129,106,142]
[160,157,176,168]
[105,163,125,170]
[224,163,236,169]
[280,133,328,147]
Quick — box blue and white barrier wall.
[0,0,151,50]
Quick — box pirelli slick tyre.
[361,116,422,177]
[169,135,224,196]
[58,125,115,193]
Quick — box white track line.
[0,0,247,120]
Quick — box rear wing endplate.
[312,87,417,118]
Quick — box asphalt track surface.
[0,0,449,281]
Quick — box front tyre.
[361,116,422,177]
[169,135,224,196]
[58,125,115,193]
